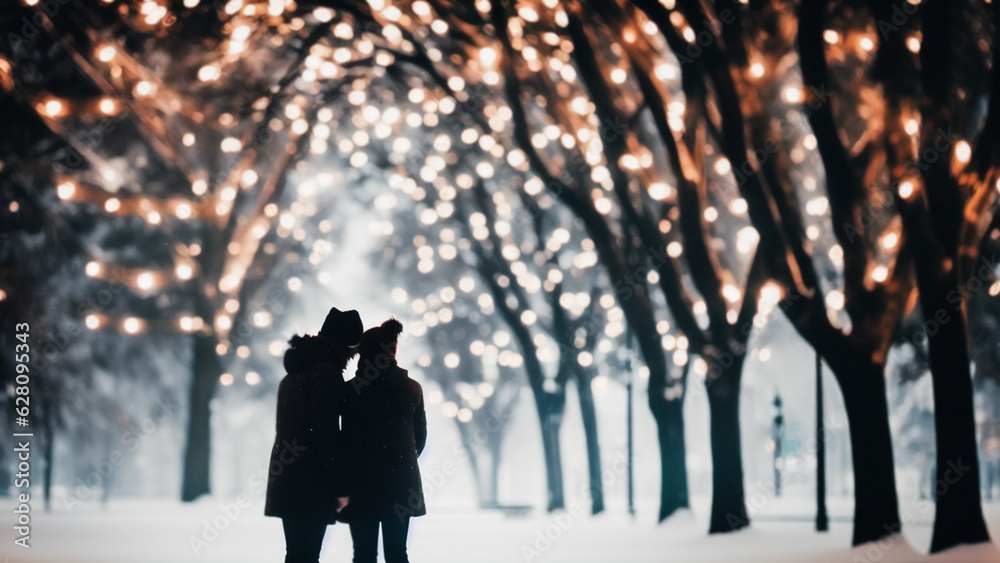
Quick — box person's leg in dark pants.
[381,515,410,563]
[349,520,381,563]
[281,518,327,563]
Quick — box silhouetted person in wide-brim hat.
[340,318,427,563]
[265,307,363,563]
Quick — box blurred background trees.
[2,0,1000,554]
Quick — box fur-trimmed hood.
[283,334,356,375]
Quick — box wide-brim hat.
[319,307,364,347]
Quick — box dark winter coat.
[264,335,353,523]
[340,360,427,522]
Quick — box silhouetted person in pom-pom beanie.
[340,318,426,563]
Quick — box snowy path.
[4,496,1000,562]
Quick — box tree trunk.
[457,423,486,506]
[0,448,8,497]
[181,333,220,502]
[41,398,54,512]
[650,393,688,521]
[706,355,748,533]
[830,357,902,545]
[538,392,566,511]
[575,373,605,514]
[816,352,829,532]
[906,0,993,547]
[921,278,990,552]
[487,432,502,506]
[629,320,689,522]
[477,238,567,513]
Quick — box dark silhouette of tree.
[1,1,367,501]
[483,0,691,520]
[360,172,526,508]
[456,180,612,512]
[805,0,997,551]
[972,213,1000,501]
[563,1,768,530]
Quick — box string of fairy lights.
[9,0,355,344]
[350,2,768,362]
[349,0,998,389]
[6,0,1000,398]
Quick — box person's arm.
[309,370,348,497]
[272,377,287,435]
[414,383,427,457]
[337,382,360,500]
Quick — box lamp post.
[625,338,635,517]
[772,393,785,496]
[618,327,635,517]
[816,351,829,531]
[627,364,634,518]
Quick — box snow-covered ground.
[5,495,1000,563]
[1,292,988,562]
